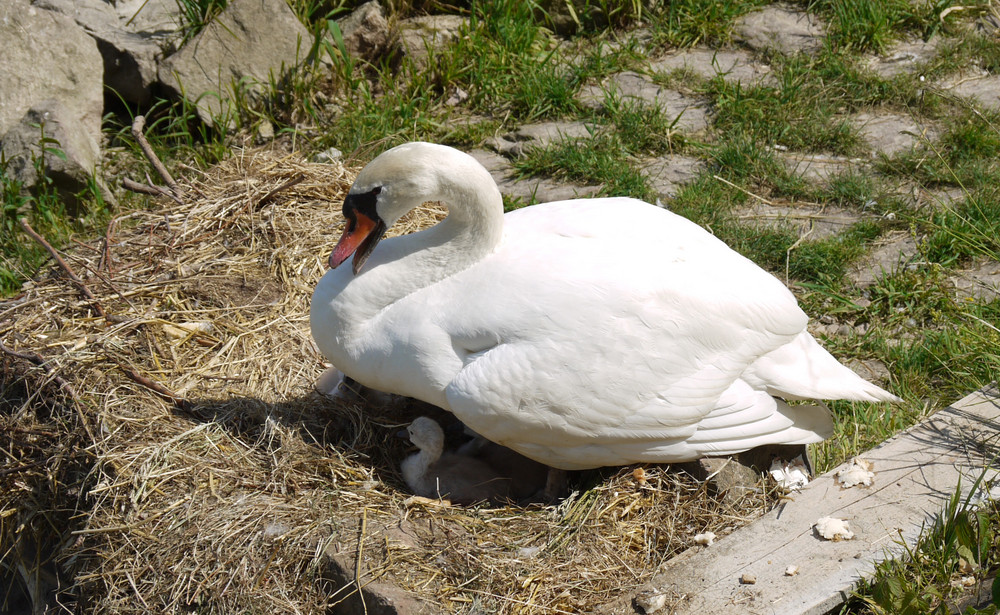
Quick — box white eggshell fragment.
[694,531,716,546]
[769,455,810,491]
[837,457,875,488]
[815,516,854,541]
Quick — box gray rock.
[468,149,600,204]
[0,0,105,202]
[487,121,595,157]
[905,184,966,213]
[848,231,919,287]
[337,1,390,61]
[952,259,1000,302]
[1,101,113,207]
[850,112,937,156]
[397,15,466,68]
[322,530,439,614]
[865,38,939,78]
[640,155,705,200]
[739,200,864,240]
[735,6,825,55]
[846,358,892,387]
[683,456,762,505]
[160,0,311,127]
[33,0,165,105]
[0,0,104,140]
[578,72,710,133]
[115,0,184,37]
[312,146,343,163]
[945,73,1000,112]
[650,48,774,86]
[778,152,864,184]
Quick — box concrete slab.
[600,386,1000,615]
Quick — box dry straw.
[1,146,775,614]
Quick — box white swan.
[401,416,512,504]
[311,142,898,471]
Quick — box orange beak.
[328,209,387,274]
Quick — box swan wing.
[434,199,812,467]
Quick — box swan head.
[328,142,501,274]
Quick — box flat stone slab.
[486,120,595,157]
[469,149,600,204]
[738,201,865,240]
[953,259,1000,302]
[640,155,705,199]
[848,230,920,287]
[735,6,825,55]
[850,112,938,156]
[578,72,710,133]
[778,152,865,184]
[601,386,1000,615]
[650,48,775,86]
[902,184,967,213]
[864,39,939,78]
[945,73,1000,112]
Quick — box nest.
[0,146,777,614]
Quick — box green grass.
[1,122,114,295]
[650,0,769,47]
[923,187,1000,266]
[808,0,945,54]
[513,133,654,199]
[878,108,1000,188]
[600,91,689,154]
[451,0,582,121]
[708,52,895,155]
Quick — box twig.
[356,507,369,615]
[255,173,305,209]
[120,364,190,410]
[0,340,97,444]
[100,217,116,272]
[19,218,111,323]
[121,177,184,205]
[131,115,180,196]
[0,341,79,400]
[713,174,775,206]
[0,460,48,479]
[785,225,814,284]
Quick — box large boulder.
[0,0,105,202]
[32,0,176,105]
[159,0,312,126]
[336,1,390,62]
[397,15,466,68]
[0,101,111,206]
[115,0,185,38]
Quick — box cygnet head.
[406,416,445,455]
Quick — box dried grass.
[0,146,775,614]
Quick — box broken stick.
[120,365,190,410]
[131,115,180,196]
[19,218,110,323]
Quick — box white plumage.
[310,142,898,471]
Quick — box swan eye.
[371,186,382,196]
